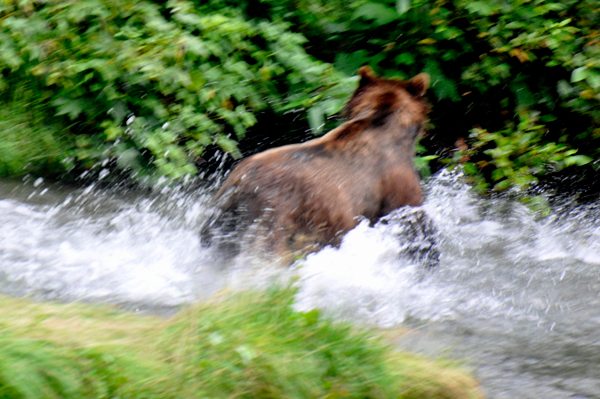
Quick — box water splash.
[2,170,600,397]
[0,180,212,308]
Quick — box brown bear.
[201,66,436,265]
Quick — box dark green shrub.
[4,0,599,191]
[0,0,350,181]
[0,89,74,178]
[456,110,592,193]
[232,0,600,192]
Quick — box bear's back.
[203,66,432,261]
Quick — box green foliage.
[0,0,350,181]
[162,288,397,398]
[415,144,439,178]
[0,337,83,399]
[0,336,162,399]
[237,0,600,193]
[0,288,484,399]
[456,111,592,193]
[4,0,600,191]
[0,91,74,178]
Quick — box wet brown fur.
[206,66,431,259]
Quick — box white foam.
[1,170,600,327]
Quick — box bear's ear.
[406,73,430,98]
[358,66,377,88]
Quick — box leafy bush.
[235,0,600,192]
[0,0,351,181]
[3,0,599,191]
[0,288,484,399]
[0,90,73,178]
[456,111,592,193]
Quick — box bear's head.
[344,66,430,129]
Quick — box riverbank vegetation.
[1,0,599,194]
[0,287,483,398]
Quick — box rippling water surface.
[1,171,599,398]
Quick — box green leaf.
[53,98,83,120]
[116,148,141,170]
[396,0,411,16]
[321,99,345,116]
[462,162,478,175]
[571,67,588,83]
[493,179,512,191]
[395,53,415,66]
[464,1,494,16]
[585,72,600,89]
[334,50,370,76]
[435,26,463,40]
[308,106,324,135]
[353,3,398,26]
[425,60,460,102]
[563,149,578,156]
[556,80,573,97]
[491,168,505,181]
[302,309,320,326]
[510,81,535,108]
[104,125,123,141]
[564,155,592,166]
[216,135,242,159]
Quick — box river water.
[0,171,599,398]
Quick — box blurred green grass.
[0,287,484,399]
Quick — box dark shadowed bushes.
[217,0,600,193]
[2,0,600,194]
[0,0,352,181]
